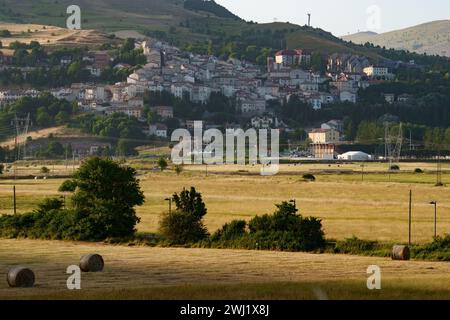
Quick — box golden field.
[2,239,450,299]
[0,22,113,48]
[1,162,450,243]
[1,161,450,299]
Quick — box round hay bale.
[392,245,410,261]
[7,267,35,288]
[79,254,104,272]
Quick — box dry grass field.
[1,161,450,299]
[1,239,450,300]
[0,22,112,47]
[1,162,450,243]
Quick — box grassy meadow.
[1,160,450,299]
[1,161,450,243]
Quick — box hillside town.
[0,38,419,159]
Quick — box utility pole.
[430,201,437,239]
[12,114,31,161]
[436,148,443,186]
[408,190,412,245]
[409,130,413,151]
[13,119,17,215]
[11,114,30,215]
[165,198,172,214]
[72,150,75,173]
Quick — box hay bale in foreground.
[392,245,410,261]
[7,267,35,288]
[79,254,104,272]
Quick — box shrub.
[414,168,424,173]
[159,187,209,244]
[247,202,325,251]
[302,173,316,181]
[334,237,392,257]
[0,198,77,240]
[390,165,400,171]
[174,165,183,175]
[412,236,450,261]
[335,237,376,254]
[159,211,208,244]
[0,30,12,37]
[211,220,247,242]
[40,166,50,174]
[158,158,168,171]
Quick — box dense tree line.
[73,113,147,156]
[0,93,77,140]
[0,158,144,240]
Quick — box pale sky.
[215,0,450,36]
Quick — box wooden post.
[409,190,412,245]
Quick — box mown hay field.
[2,239,450,300]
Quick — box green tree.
[174,165,183,175]
[36,107,52,127]
[55,111,70,125]
[310,53,326,73]
[67,61,82,78]
[444,127,450,149]
[117,139,136,157]
[172,187,207,220]
[40,166,50,174]
[62,157,145,239]
[47,141,65,157]
[158,158,168,171]
[159,187,209,244]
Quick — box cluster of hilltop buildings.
[0,38,407,149]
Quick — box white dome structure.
[338,151,372,161]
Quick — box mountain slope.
[0,0,238,32]
[343,20,450,57]
[0,0,385,57]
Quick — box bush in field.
[302,173,316,181]
[0,158,145,241]
[158,158,168,171]
[211,220,247,242]
[159,211,209,244]
[409,236,450,261]
[209,202,326,252]
[390,165,400,171]
[0,198,78,239]
[174,165,183,175]
[40,166,50,174]
[333,237,392,257]
[335,237,376,253]
[414,168,424,173]
[159,187,209,244]
[247,202,325,251]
